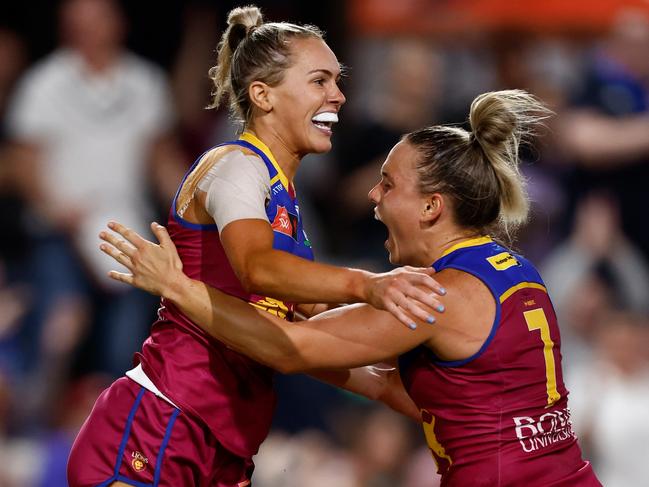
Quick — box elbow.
[238,266,270,294]
[272,350,310,375]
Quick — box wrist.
[163,270,192,304]
[351,269,372,303]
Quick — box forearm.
[165,273,430,373]
[311,365,420,421]
[164,273,306,371]
[243,249,370,305]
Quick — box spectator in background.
[0,27,30,380]
[567,312,649,487]
[4,0,185,380]
[326,39,444,266]
[541,193,649,369]
[558,9,649,259]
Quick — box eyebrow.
[307,68,342,80]
[381,170,393,183]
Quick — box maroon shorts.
[67,377,254,487]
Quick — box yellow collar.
[439,236,493,258]
[239,132,290,190]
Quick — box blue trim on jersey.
[169,139,282,232]
[153,408,181,487]
[425,240,545,367]
[428,264,502,367]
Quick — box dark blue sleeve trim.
[429,264,502,368]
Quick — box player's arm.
[101,223,490,369]
[220,218,444,326]
[309,362,420,421]
[101,216,445,328]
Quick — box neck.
[76,46,119,74]
[418,225,484,266]
[245,124,301,182]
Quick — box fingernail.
[427,316,436,324]
[439,287,447,295]
[409,322,417,330]
[108,222,115,228]
[437,304,445,313]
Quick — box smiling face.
[368,141,431,266]
[264,37,345,156]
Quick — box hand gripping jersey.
[399,237,601,487]
[136,133,314,458]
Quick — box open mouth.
[311,112,338,134]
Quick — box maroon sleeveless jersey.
[136,134,314,458]
[399,237,601,486]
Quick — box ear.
[248,81,273,113]
[421,193,443,224]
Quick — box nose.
[368,183,380,204]
[330,83,346,107]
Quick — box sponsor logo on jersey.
[131,451,148,472]
[487,252,519,271]
[271,205,299,240]
[513,407,575,453]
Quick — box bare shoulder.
[425,268,496,361]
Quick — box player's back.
[400,237,601,486]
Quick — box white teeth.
[312,112,338,123]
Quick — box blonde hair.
[177,6,324,214]
[405,90,551,242]
[208,5,323,125]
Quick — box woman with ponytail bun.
[100,89,601,485]
[69,5,447,487]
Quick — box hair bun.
[226,6,263,51]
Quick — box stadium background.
[1,1,649,485]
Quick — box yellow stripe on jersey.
[240,132,290,191]
[439,236,493,258]
[499,282,547,304]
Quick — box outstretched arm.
[99,222,442,370]
[101,220,445,328]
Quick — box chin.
[310,139,332,154]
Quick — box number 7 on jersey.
[524,308,561,407]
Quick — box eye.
[313,78,325,86]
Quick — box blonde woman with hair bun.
[102,90,602,486]
[68,5,446,487]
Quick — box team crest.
[131,451,149,472]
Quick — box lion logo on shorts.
[131,451,149,472]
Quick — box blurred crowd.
[1,1,649,486]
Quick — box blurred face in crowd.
[60,0,125,53]
[369,141,433,266]
[260,37,346,156]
